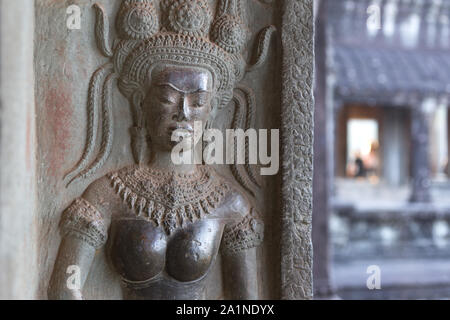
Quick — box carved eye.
[193,102,205,108]
[154,85,179,105]
[158,95,177,105]
[160,97,175,104]
[191,93,210,108]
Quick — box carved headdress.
[65,0,275,196]
[118,0,244,107]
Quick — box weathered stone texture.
[35,0,125,299]
[280,0,314,300]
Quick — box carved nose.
[175,96,189,122]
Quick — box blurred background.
[313,0,450,299]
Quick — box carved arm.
[220,203,264,300]
[48,187,109,300]
[222,248,259,300]
[48,235,97,300]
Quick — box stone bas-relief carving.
[48,0,275,300]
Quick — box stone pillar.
[280,0,314,300]
[410,101,432,203]
[383,108,407,187]
[0,0,38,299]
[448,107,450,177]
[429,102,448,179]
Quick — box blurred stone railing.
[332,200,450,260]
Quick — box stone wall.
[0,0,39,300]
[0,0,314,300]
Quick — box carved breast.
[108,218,223,283]
[105,166,233,285]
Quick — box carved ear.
[211,96,220,114]
[131,90,145,127]
[130,126,148,165]
[129,90,148,165]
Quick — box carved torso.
[109,218,224,299]
[60,165,263,299]
[107,166,232,293]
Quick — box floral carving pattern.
[211,15,247,54]
[117,0,159,40]
[165,0,213,37]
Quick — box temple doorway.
[346,118,380,182]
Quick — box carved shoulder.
[82,174,124,220]
[212,170,255,220]
[202,169,249,221]
[58,175,119,250]
[224,190,252,220]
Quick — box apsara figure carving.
[49,0,275,300]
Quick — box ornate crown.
[65,0,275,190]
[113,0,271,108]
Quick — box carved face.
[144,66,214,151]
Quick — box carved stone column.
[383,108,408,187]
[280,0,314,300]
[448,109,450,177]
[410,102,432,203]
